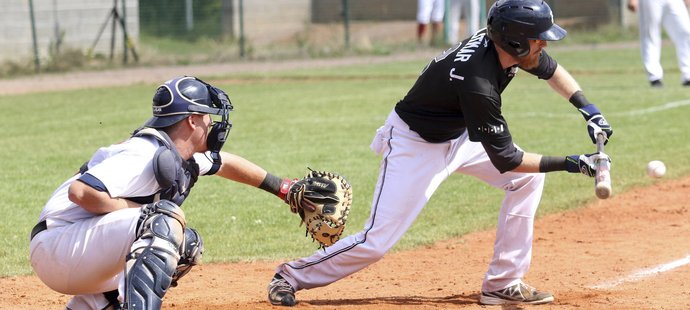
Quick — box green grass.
[1,43,689,277]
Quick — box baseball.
[646,160,666,178]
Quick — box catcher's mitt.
[286,170,352,248]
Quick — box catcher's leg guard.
[171,227,204,287]
[124,200,186,309]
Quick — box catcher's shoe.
[268,274,297,306]
[479,282,554,305]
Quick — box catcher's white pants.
[29,208,139,308]
[637,0,690,82]
[277,111,545,293]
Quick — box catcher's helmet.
[144,76,233,163]
[145,76,232,128]
[487,0,566,57]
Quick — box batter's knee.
[356,231,393,260]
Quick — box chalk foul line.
[611,99,690,117]
[513,99,690,119]
[589,254,690,290]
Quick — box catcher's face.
[191,114,213,153]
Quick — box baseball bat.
[594,132,612,199]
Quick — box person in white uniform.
[267,0,613,307]
[628,0,690,87]
[447,0,481,44]
[30,76,308,309]
[417,0,446,45]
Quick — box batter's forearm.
[511,153,567,173]
[546,65,582,100]
[511,152,543,173]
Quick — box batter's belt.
[30,220,47,241]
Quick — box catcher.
[28,76,350,310]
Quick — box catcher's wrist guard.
[278,178,296,203]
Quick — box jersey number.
[420,43,462,75]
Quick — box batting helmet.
[486,0,566,57]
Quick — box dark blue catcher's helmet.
[144,76,233,160]
[145,76,232,128]
[487,0,566,57]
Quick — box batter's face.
[517,39,547,70]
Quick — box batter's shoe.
[268,273,297,307]
[650,79,663,88]
[682,80,690,87]
[479,282,554,305]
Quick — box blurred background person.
[417,0,445,45]
[627,0,690,87]
[447,0,481,44]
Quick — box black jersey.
[395,30,557,173]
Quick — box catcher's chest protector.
[132,128,200,206]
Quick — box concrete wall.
[5,0,682,64]
[0,0,138,62]
[236,0,310,46]
[311,0,416,23]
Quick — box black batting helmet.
[486,0,566,57]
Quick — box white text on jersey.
[455,33,486,62]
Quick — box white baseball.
[646,160,666,178]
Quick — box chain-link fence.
[1,0,640,75]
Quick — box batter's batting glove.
[578,104,613,144]
[566,153,610,177]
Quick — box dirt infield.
[3,176,688,309]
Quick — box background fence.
[0,0,660,74]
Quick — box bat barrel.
[595,132,611,199]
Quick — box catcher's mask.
[144,76,233,158]
[486,0,566,57]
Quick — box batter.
[267,0,613,306]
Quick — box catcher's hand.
[283,170,352,248]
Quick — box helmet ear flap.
[507,39,530,57]
[507,41,521,49]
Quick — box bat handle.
[596,132,607,153]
